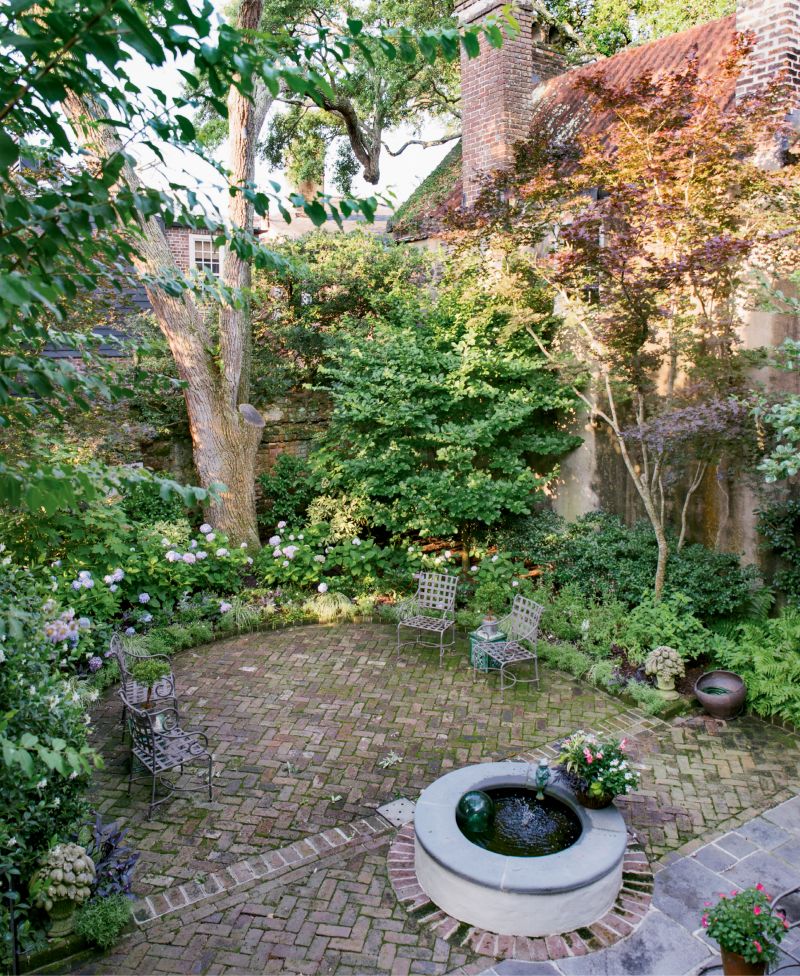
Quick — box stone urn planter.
[33,842,95,940]
[720,948,766,976]
[694,669,746,719]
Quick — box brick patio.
[74,623,800,975]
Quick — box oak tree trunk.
[62,1,272,546]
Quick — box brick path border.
[387,823,654,962]
[132,814,392,925]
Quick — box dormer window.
[190,235,222,276]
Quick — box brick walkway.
[74,623,800,975]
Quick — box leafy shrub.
[757,500,800,602]
[538,582,628,657]
[624,680,669,716]
[502,511,758,621]
[620,593,710,662]
[75,894,132,950]
[119,480,189,524]
[257,454,317,527]
[0,560,96,965]
[712,611,800,724]
[538,642,593,678]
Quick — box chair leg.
[439,629,444,668]
[148,770,158,820]
[120,702,127,742]
[127,754,134,795]
[396,623,402,659]
[207,756,213,801]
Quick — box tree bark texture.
[62,3,272,546]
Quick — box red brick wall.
[163,225,192,272]
[456,0,566,205]
[736,0,800,102]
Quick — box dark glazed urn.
[694,669,746,719]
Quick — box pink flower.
[583,747,593,763]
[620,738,627,750]
[703,902,712,907]
[701,915,708,928]
[754,906,761,916]
[756,883,765,891]
[753,941,762,954]
[784,919,790,929]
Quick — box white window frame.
[189,234,224,277]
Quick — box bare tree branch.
[383,132,461,157]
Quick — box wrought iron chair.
[396,572,459,666]
[126,702,213,819]
[110,633,178,738]
[472,594,543,700]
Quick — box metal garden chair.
[126,702,213,819]
[472,594,544,700]
[396,572,459,666]
[110,633,178,737]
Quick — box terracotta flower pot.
[720,948,766,975]
[694,669,746,719]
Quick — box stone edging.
[387,823,654,962]
[132,814,392,926]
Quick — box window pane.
[193,238,220,275]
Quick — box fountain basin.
[414,762,627,937]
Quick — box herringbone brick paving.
[74,623,800,975]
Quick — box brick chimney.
[456,0,567,205]
[735,0,800,166]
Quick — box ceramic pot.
[481,616,499,637]
[47,898,78,939]
[694,670,746,719]
[720,948,766,975]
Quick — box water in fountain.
[458,787,582,857]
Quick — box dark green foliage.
[502,511,758,621]
[120,480,191,524]
[251,230,429,396]
[129,657,171,687]
[75,895,132,950]
[312,252,580,544]
[757,500,800,602]
[257,454,317,527]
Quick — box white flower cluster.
[102,568,124,586]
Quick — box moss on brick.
[388,141,461,239]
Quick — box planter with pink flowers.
[703,884,790,975]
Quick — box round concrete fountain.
[414,761,628,938]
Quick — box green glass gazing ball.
[456,790,495,836]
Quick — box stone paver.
[73,623,800,975]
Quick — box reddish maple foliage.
[458,35,800,595]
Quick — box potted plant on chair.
[703,885,789,975]
[129,658,172,709]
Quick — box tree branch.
[383,132,461,157]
